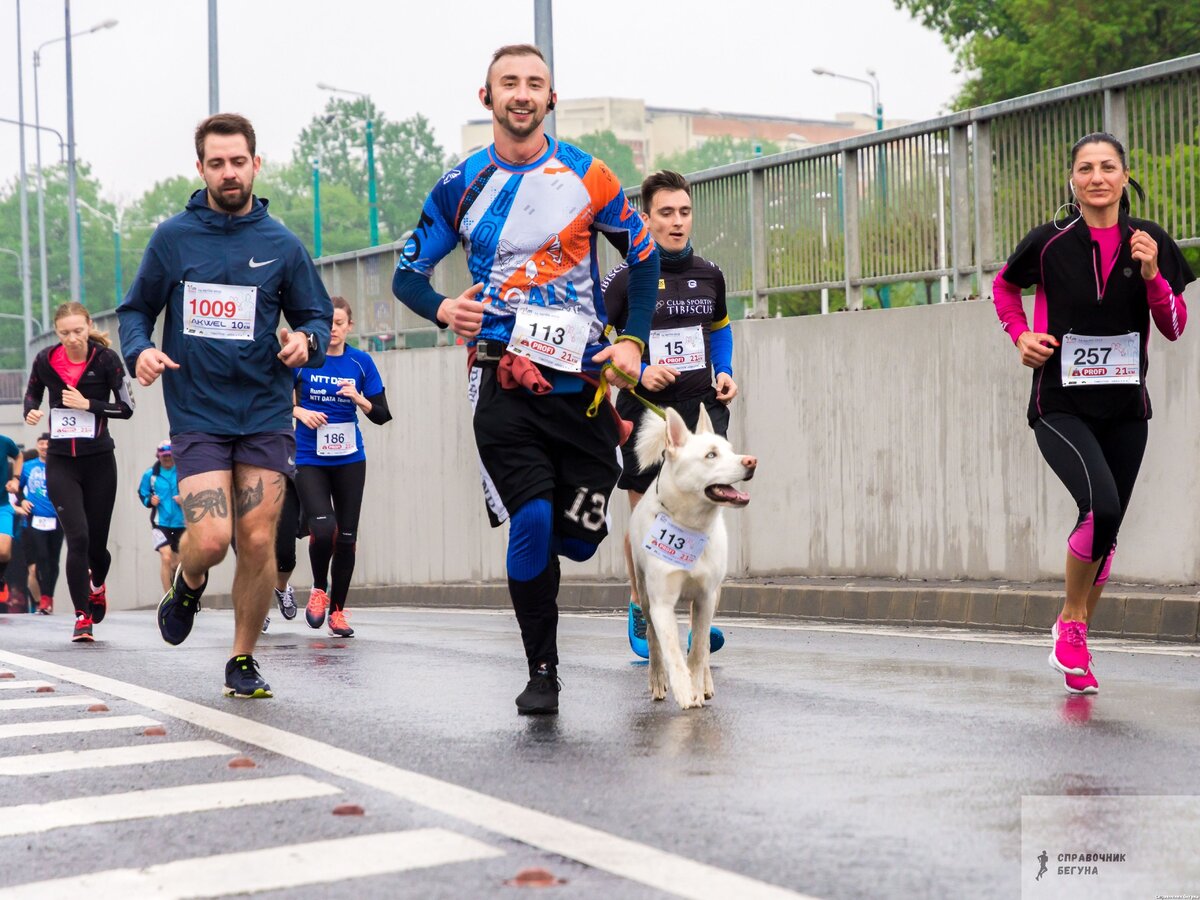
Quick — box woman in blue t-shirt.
[292,297,392,637]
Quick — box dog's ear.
[665,407,690,454]
[695,404,714,435]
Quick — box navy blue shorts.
[172,430,296,482]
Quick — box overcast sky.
[1,0,963,204]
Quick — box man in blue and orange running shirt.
[393,43,659,716]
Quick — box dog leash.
[586,363,666,421]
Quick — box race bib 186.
[650,325,706,372]
[183,282,256,341]
[507,306,589,372]
[50,407,95,439]
[1061,332,1140,386]
[316,422,357,457]
[642,512,709,570]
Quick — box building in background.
[461,98,904,172]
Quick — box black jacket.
[24,341,134,457]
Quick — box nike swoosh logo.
[248,257,278,268]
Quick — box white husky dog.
[628,405,757,709]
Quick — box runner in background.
[18,434,63,614]
[138,440,184,594]
[24,302,134,642]
[0,432,21,612]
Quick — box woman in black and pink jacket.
[24,302,134,642]
[993,132,1193,696]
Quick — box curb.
[206,580,1200,644]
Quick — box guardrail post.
[841,149,862,310]
[948,124,972,299]
[1104,88,1128,146]
[972,120,994,292]
[748,168,768,317]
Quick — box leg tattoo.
[183,488,229,524]
[235,478,265,517]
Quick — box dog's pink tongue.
[709,485,751,505]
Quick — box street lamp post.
[815,191,831,315]
[34,16,116,326]
[14,0,33,373]
[76,200,121,308]
[813,66,889,308]
[315,83,379,247]
[312,157,322,258]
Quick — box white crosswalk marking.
[0,681,54,691]
[0,696,101,711]
[0,740,234,775]
[0,715,160,740]
[0,828,504,899]
[0,775,342,837]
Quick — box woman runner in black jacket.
[24,302,134,642]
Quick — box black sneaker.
[261,615,270,634]
[515,662,560,715]
[276,585,297,620]
[158,566,206,646]
[223,655,273,699]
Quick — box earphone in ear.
[547,89,555,111]
[483,85,492,108]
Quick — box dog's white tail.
[634,409,669,473]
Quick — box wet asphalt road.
[0,606,1197,899]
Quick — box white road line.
[0,681,54,691]
[0,828,501,900]
[0,740,234,776]
[0,715,160,740]
[0,696,101,712]
[0,774,341,838]
[0,650,815,900]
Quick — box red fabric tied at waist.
[498,352,554,394]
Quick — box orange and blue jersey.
[393,138,658,370]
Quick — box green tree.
[292,97,446,244]
[655,136,781,175]
[894,0,1200,108]
[571,130,642,188]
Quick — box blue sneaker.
[688,626,726,654]
[158,566,205,646]
[627,601,649,659]
[223,654,273,699]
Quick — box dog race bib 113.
[649,325,706,372]
[316,422,357,457]
[643,512,709,570]
[1060,332,1140,386]
[507,305,588,372]
[183,282,256,341]
[49,407,95,439]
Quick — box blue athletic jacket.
[117,190,332,436]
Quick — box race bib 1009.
[642,511,709,570]
[1061,332,1140,387]
[507,305,589,372]
[650,325,706,372]
[316,422,357,457]
[50,407,95,439]
[183,281,256,341]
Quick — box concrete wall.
[12,290,1200,612]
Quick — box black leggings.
[295,462,366,611]
[25,526,64,599]
[1033,413,1147,575]
[275,477,302,574]
[46,452,117,615]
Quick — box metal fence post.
[1104,88,1128,146]
[948,124,973,299]
[841,149,862,310]
[748,168,768,317]
[972,120,995,292]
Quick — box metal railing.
[312,54,1200,335]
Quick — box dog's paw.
[673,685,706,710]
[703,666,714,699]
[649,670,668,701]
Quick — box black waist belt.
[474,339,506,365]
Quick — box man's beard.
[497,106,544,140]
[209,180,253,213]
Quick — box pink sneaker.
[1064,655,1098,694]
[1050,617,1089,676]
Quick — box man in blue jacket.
[118,113,332,700]
[138,440,184,595]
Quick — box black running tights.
[46,452,117,615]
[295,462,366,611]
